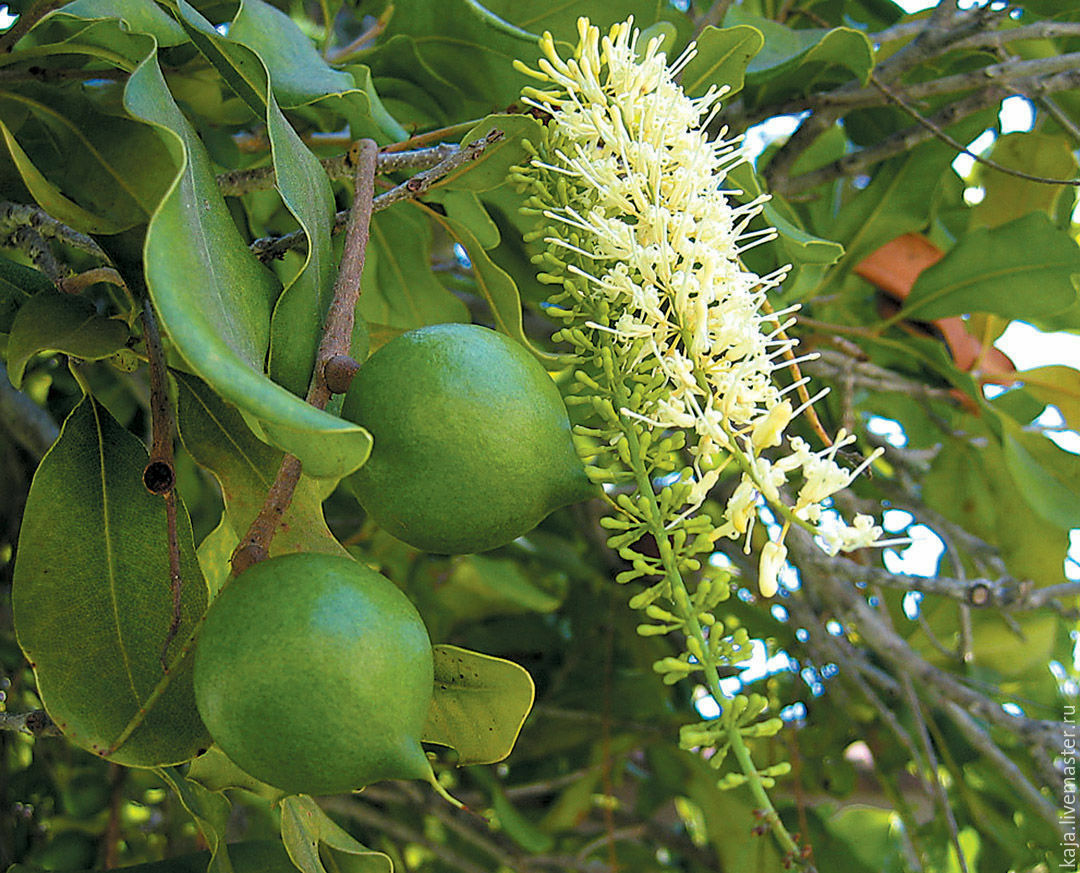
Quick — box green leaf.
[425,554,563,628]
[468,768,554,852]
[371,0,537,112]
[58,0,188,45]
[423,644,535,765]
[0,256,49,332]
[172,0,268,116]
[479,0,663,43]
[228,0,356,108]
[0,118,129,234]
[123,51,372,479]
[265,91,336,397]
[421,198,553,360]
[1018,365,1080,431]
[9,13,152,68]
[972,132,1079,229]
[157,768,234,873]
[680,25,763,98]
[763,200,844,266]
[0,87,172,233]
[739,18,873,104]
[360,203,468,329]
[280,795,393,873]
[6,292,129,388]
[903,213,1080,321]
[195,516,238,597]
[12,396,210,767]
[829,140,966,274]
[174,371,347,561]
[1002,424,1080,530]
[186,745,284,800]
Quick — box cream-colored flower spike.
[516,18,902,595]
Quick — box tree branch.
[216,143,459,197]
[776,85,1007,197]
[0,709,61,736]
[250,130,503,262]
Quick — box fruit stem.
[425,768,474,816]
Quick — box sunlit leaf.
[423,644,534,765]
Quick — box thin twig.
[321,796,491,873]
[869,70,1080,186]
[250,130,502,261]
[0,710,61,736]
[0,201,107,259]
[141,301,184,668]
[216,144,459,197]
[324,3,392,64]
[58,266,126,295]
[9,226,70,286]
[777,85,1007,197]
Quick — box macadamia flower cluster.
[515,18,896,596]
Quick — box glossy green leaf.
[265,92,336,397]
[174,372,347,561]
[360,203,468,328]
[12,396,210,767]
[423,644,535,766]
[172,0,268,115]
[426,554,563,628]
[280,795,393,873]
[764,200,844,265]
[372,0,536,111]
[923,430,1069,590]
[10,13,152,68]
[228,0,355,107]
[6,292,129,388]
[123,52,372,479]
[157,768,234,873]
[903,213,1080,321]
[0,87,171,233]
[680,25,763,98]
[739,17,873,103]
[195,517,237,597]
[469,768,554,852]
[829,140,963,274]
[59,0,188,46]
[480,0,663,42]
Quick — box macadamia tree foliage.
[0,1,1078,872]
